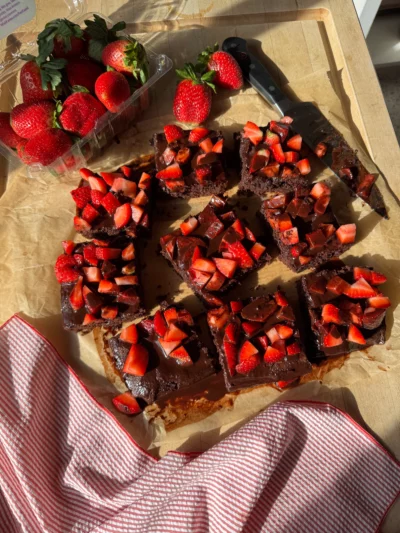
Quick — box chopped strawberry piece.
[243,121,263,145]
[82,204,99,224]
[101,192,121,214]
[305,229,327,248]
[199,137,213,153]
[232,219,245,239]
[96,247,121,260]
[353,267,372,282]
[98,280,119,294]
[223,341,237,376]
[131,204,144,225]
[162,146,176,165]
[274,290,288,306]
[299,256,312,266]
[310,182,331,199]
[191,246,202,263]
[83,267,102,282]
[99,172,119,187]
[261,162,280,177]
[363,307,386,329]
[291,244,305,258]
[314,196,330,215]
[71,186,91,209]
[115,276,138,286]
[82,286,102,314]
[89,190,103,209]
[111,203,131,229]
[169,346,193,365]
[151,310,166,338]
[357,174,376,199]
[249,153,268,173]
[188,127,210,143]
[112,392,141,415]
[323,325,344,347]
[79,168,94,180]
[287,342,301,356]
[245,227,257,242]
[238,340,258,360]
[156,163,183,180]
[214,258,237,278]
[371,271,387,285]
[266,327,280,344]
[314,142,327,157]
[309,278,326,294]
[164,124,184,143]
[123,344,149,376]
[62,240,75,255]
[367,296,391,309]
[322,303,343,325]
[284,151,299,163]
[281,227,299,245]
[344,278,376,299]
[230,301,243,313]
[226,241,254,269]
[73,254,84,266]
[242,321,261,337]
[269,120,289,142]
[348,324,366,345]
[122,261,136,275]
[320,223,336,238]
[180,216,198,235]
[276,379,297,389]
[138,172,151,190]
[224,322,239,343]
[326,275,350,294]
[164,307,179,325]
[249,242,266,261]
[264,129,280,146]
[336,224,356,244]
[82,314,97,325]
[286,134,302,151]
[159,338,181,356]
[120,165,133,178]
[276,324,293,339]
[212,139,224,153]
[280,166,293,179]
[177,309,194,326]
[192,258,216,273]
[270,143,285,163]
[280,116,293,124]
[111,177,137,198]
[207,306,230,330]
[236,355,260,374]
[189,268,211,288]
[276,213,293,232]
[296,158,311,175]
[88,176,108,194]
[69,276,84,310]
[101,306,118,320]
[264,345,284,363]
[256,336,269,349]
[195,164,212,183]
[164,323,188,342]
[173,147,189,165]
[83,244,98,266]
[120,324,139,344]
[164,236,176,260]
[121,243,135,261]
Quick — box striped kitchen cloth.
[0,315,399,533]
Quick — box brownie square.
[152,126,228,198]
[160,195,272,307]
[260,181,356,273]
[207,291,312,391]
[237,120,311,195]
[56,237,145,332]
[72,155,155,240]
[108,303,217,405]
[297,265,390,360]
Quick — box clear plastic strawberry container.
[0,0,173,178]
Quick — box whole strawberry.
[173,63,215,125]
[66,59,104,93]
[95,71,130,113]
[11,101,56,139]
[38,18,84,59]
[24,128,73,166]
[0,112,23,148]
[19,55,66,103]
[101,39,149,83]
[198,44,243,90]
[59,92,107,137]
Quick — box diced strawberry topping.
[344,278,376,299]
[82,286,102,314]
[164,307,179,325]
[363,307,386,329]
[347,324,366,345]
[353,267,372,282]
[81,204,99,224]
[270,143,285,163]
[95,247,121,260]
[101,192,121,214]
[280,116,293,124]
[121,243,135,261]
[152,310,167,337]
[90,190,104,207]
[112,392,141,415]
[323,325,344,347]
[245,226,257,242]
[111,177,137,198]
[336,224,356,244]
[199,137,213,153]
[238,340,258,360]
[188,268,211,288]
[236,355,260,374]
[326,275,350,295]
[214,258,237,278]
[284,151,299,163]
[314,142,327,157]
[180,216,198,235]
[371,271,388,285]
[164,323,188,342]
[269,121,289,142]
[191,246,202,263]
[287,342,301,356]
[256,336,269,349]
[274,290,289,307]
[156,163,183,180]
[83,244,98,266]
[243,121,263,145]
[71,186,91,209]
[82,314,97,325]
[249,153,267,173]
[226,240,254,269]
[120,166,133,178]
[212,139,224,153]
[276,379,297,389]
[158,338,181,356]
[286,134,302,151]
[195,165,212,182]
[83,267,102,282]
[249,242,266,261]
[120,324,139,344]
[207,306,230,329]
[296,158,311,175]
[264,345,284,363]
[101,306,118,320]
[261,163,280,177]
[123,344,149,376]
[305,229,327,249]
[115,276,138,285]
[79,168,95,180]
[164,124,184,143]
[138,172,151,190]
[188,127,210,143]
[98,280,119,294]
[264,129,280,146]
[309,278,326,294]
[177,309,194,326]
[321,303,343,325]
[231,219,245,239]
[174,147,190,164]
[230,301,243,313]
[314,196,330,215]
[367,296,391,309]
[62,240,75,255]
[320,223,336,238]
[223,341,237,376]
[276,324,293,339]
[162,146,176,165]
[192,258,216,273]
[266,327,280,345]
[169,346,192,365]
[88,176,108,194]
[241,321,261,337]
[69,276,84,310]
[99,172,119,187]
[281,227,299,245]
[299,256,312,266]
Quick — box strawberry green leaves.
[84,14,126,62]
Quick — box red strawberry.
[314,142,327,157]
[347,324,366,345]
[11,101,56,139]
[299,256,312,266]
[261,163,280,178]
[123,344,149,376]
[122,243,135,261]
[100,171,118,186]
[115,275,138,286]
[242,321,261,337]
[281,116,293,124]
[95,247,120,260]
[71,186,91,209]
[156,163,183,180]
[95,71,131,113]
[281,228,299,245]
[363,307,386,329]
[89,176,108,194]
[226,241,254,269]
[101,192,121,214]
[249,242,266,261]
[336,224,356,244]
[212,139,224,153]
[223,340,237,376]
[134,190,148,206]
[177,309,194,326]
[188,127,210,143]
[264,129,280,146]
[296,158,311,175]
[320,224,336,238]
[270,143,285,163]
[131,205,144,224]
[371,271,387,285]
[353,267,372,282]
[189,268,211,287]
[82,203,100,224]
[173,64,214,124]
[16,140,31,164]
[232,219,245,239]
[83,267,102,282]
[112,392,141,415]
[180,216,198,235]
[101,39,148,79]
[66,59,104,93]
[367,296,391,309]
[321,303,343,325]
[287,342,301,356]
[230,301,243,313]
[224,322,238,343]
[192,258,216,273]
[239,340,258,360]
[69,276,84,310]
[274,290,289,307]
[19,60,55,104]
[90,190,104,207]
[114,203,132,229]
[153,310,167,337]
[269,121,289,142]
[138,172,151,190]
[236,355,260,374]
[169,346,193,365]
[24,129,73,166]
[164,307,179,325]
[266,327,281,344]
[159,339,181,356]
[199,137,213,153]
[314,196,330,215]
[164,124,184,143]
[213,258,237,278]
[310,182,331,199]
[163,323,188,342]
[83,244,98,266]
[0,112,23,148]
[74,216,91,232]
[98,280,119,294]
[323,325,344,347]
[60,92,106,137]
[326,275,350,295]
[305,229,327,248]
[80,168,95,180]
[276,324,293,339]
[195,165,212,182]
[82,314,98,326]
[62,240,76,255]
[286,134,302,151]
[206,270,226,291]
[111,177,137,198]
[264,345,284,363]
[276,213,293,232]
[120,324,139,344]
[82,285,102,314]
[243,121,263,145]
[207,306,230,329]
[175,147,191,164]
[249,152,268,173]
[199,45,243,90]
[39,18,84,59]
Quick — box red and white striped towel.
[0,315,399,533]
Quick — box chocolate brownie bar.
[160,195,272,307]
[260,182,356,273]
[108,304,217,405]
[72,156,155,240]
[237,120,311,195]
[55,237,145,332]
[152,124,228,198]
[207,291,312,391]
[297,265,390,359]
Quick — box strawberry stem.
[176,62,216,92]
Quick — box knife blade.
[222,37,388,219]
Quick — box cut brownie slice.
[237,119,311,195]
[297,264,390,359]
[160,195,272,307]
[55,237,145,332]
[207,291,312,391]
[72,156,154,239]
[108,303,217,405]
[152,124,228,198]
[260,181,356,273]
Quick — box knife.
[222,37,388,219]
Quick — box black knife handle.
[222,37,293,116]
